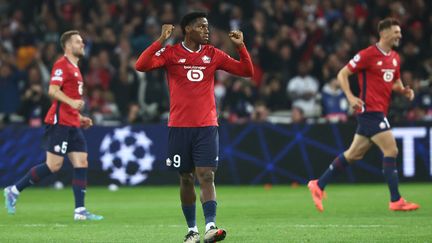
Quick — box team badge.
[392,58,397,67]
[74,72,78,77]
[377,61,382,66]
[202,55,211,64]
[379,122,386,129]
[166,158,172,166]
[54,145,61,153]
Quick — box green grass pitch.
[1,183,431,242]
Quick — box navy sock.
[202,200,217,225]
[382,157,401,202]
[318,154,349,190]
[72,168,87,209]
[15,163,52,191]
[181,204,196,228]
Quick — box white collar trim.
[182,42,202,53]
[375,43,391,56]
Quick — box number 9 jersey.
[44,56,83,127]
[136,41,253,127]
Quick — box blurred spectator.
[224,79,255,124]
[286,61,320,117]
[0,64,21,116]
[291,106,306,124]
[251,101,269,123]
[17,82,50,127]
[321,77,349,122]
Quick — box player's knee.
[344,152,362,162]
[180,173,194,186]
[47,161,63,172]
[75,160,88,168]
[197,170,214,184]
[384,147,398,157]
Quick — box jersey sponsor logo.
[155,47,166,56]
[202,55,211,64]
[178,58,186,63]
[392,58,397,67]
[381,69,395,82]
[187,69,204,82]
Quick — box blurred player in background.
[136,12,253,243]
[308,18,419,212]
[4,30,103,221]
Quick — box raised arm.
[217,30,254,77]
[135,24,174,72]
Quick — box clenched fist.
[228,30,244,47]
[158,24,175,43]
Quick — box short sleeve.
[50,63,64,86]
[346,49,369,73]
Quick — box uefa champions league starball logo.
[99,127,155,185]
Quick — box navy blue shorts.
[42,124,87,156]
[356,112,391,138]
[166,126,219,173]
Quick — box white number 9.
[187,70,204,82]
[173,154,181,168]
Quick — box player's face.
[386,25,402,48]
[69,34,85,58]
[190,18,209,44]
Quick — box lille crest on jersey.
[202,55,211,64]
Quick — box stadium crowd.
[0,0,431,126]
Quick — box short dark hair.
[180,12,207,35]
[378,18,400,32]
[60,30,80,50]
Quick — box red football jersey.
[136,41,253,127]
[44,56,83,127]
[347,44,401,114]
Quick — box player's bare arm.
[79,114,93,129]
[48,84,84,110]
[228,30,244,48]
[393,79,414,101]
[337,66,364,110]
[157,24,175,44]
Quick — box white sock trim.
[205,222,215,232]
[188,226,198,233]
[11,185,20,195]
[74,207,86,213]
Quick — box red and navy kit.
[136,41,253,127]
[347,44,401,115]
[44,56,83,127]
[43,56,87,155]
[136,40,253,171]
[347,44,401,137]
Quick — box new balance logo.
[377,61,382,66]
[178,58,186,63]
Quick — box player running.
[135,12,253,243]
[4,30,103,221]
[308,18,420,212]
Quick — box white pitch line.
[292,224,399,228]
[0,224,67,227]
